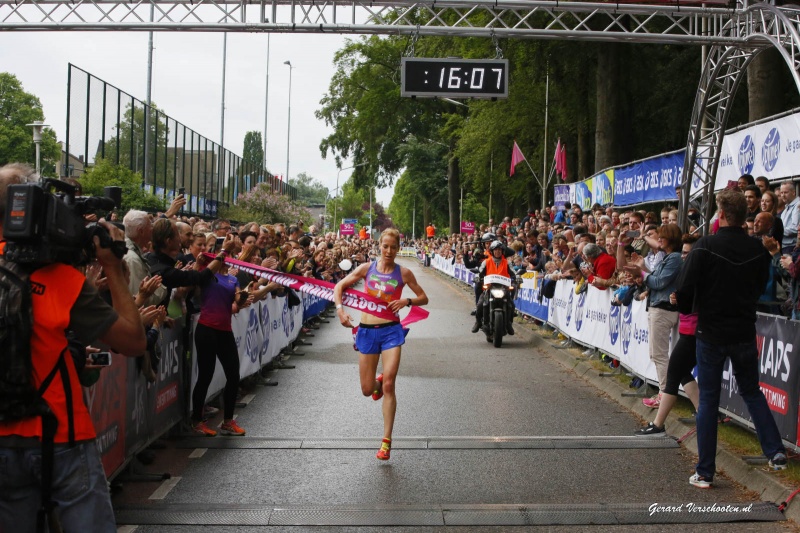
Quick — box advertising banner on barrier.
[715,112,800,190]
[86,353,127,476]
[514,273,549,322]
[592,170,614,206]
[613,152,683,206]
[575,179,593,211]
[192,296,304,403]
[430,251,800,448]
[554,185,570,210]
[460,221,475,234]
[719,315,800,444]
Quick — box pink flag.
[559,144,568,181]
[510,141,526,176]
[554,139,562,176]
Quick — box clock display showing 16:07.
[401,58,509,99]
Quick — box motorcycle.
[472,271,520,348]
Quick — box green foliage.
[289,171,328,206]
[316,36,446,190]
[222,182,312,226]
[326,177,367,225]
[102,102,179,191]
[0,73,60,176]
[321,21,759,220]
[242,131,264,165]
[79,158,166,212]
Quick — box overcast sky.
[0,30,396,207]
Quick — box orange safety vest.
[426,225,435,237]
[0,262,97,443]
[359,227,368,240]
[484,256,511,279]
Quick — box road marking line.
[117,526,138,533]
[148,476,182,500]
[188,448,207,458]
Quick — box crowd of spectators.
[414,174,800,320]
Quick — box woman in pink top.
[636,234,701,436]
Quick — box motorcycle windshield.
[483,274,511,287]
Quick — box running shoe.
[372,374,384,401]
[376,438,391,461]
[220,420,246,436]
[769,452,788,471]
[192,421,217,437]
[689,472,712,489]
[635,422,665,437]
[642,394,661,409]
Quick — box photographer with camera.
[0,163,146,532]
[148,218,235,309]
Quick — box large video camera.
[3,178,126,266]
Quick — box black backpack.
[0,258,70,533]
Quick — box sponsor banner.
[554,185,570,210]
[153,318,185,433]
[719,315,800,444]
[86,351,127,477]
[302,291,329,322]
[716,112,800,190]
[460,221,475,234]
[430,251,800,448]
[204,199,218,217]
[191,295,305,405]
[514,273,549,322]
[613,152,683,207]
[399,247,417,257]
[592,170,614,206]
[575,179,593,212]
[340,223,355,235]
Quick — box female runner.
[333,228,428,460]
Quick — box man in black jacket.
[675,188,787,489]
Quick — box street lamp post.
[323,186,341,231]
[283,60,293,183]
[334,162,368,234]
[26,121,49,175]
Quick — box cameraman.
[0,164,147,531]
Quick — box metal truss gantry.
[1,0,738,46]
[680,2,800,234]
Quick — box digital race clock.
[401,57,509,99]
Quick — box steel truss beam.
[680,3,800,234]
[0,0,738,45]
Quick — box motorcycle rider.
[463,232,495,314]
[471,240,516,336]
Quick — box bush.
[221,183,312,225]
[80,158,166,213]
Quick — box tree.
[102,102,176,192]
[0,73,60,176]
[317,36,445,190]
[242,131,264,165]
[289,171,328,206]
[80,158,166,212]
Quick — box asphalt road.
[114,258,793,532]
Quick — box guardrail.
[86,292,325,480]
[425,252,800,451]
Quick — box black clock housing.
[401,57,509,99]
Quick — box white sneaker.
[689,472,712,489]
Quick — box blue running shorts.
[355,322,406,354]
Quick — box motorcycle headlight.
[490,288,505,298]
